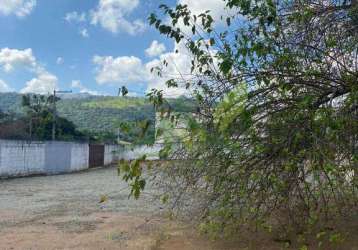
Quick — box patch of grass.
[82,97,148,109]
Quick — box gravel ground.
[0,166,244,250]
[2,166,331,250]
[0,166,171,249]
[0,166,160,224]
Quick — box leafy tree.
[121,0,358,244]
[21,94,52,139]
[21,94,84,140]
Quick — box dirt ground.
[0,166,242,250]
[0,166,356,250]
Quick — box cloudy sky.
[0,0,227,96]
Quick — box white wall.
[0,140,45,177]
[104,144,121,165]
[70,143,89,171]
[118,144,161,161]
[0,140,131,178]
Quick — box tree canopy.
[121,0,357,246]
[13,94,86,141]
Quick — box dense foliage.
[121,0,358,246]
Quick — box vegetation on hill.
[0,94,86,141]
[81,97,147,109]
[57,96,156,143]
[0,92,23,114]
[0,93,195,143]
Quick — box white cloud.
[71,80,100,95]
[0,79,12,92]
[56,57,64,65]
[145,42,193,97]
[0,47,58,94]
[170,0,234,34]
[20,68,58,94]
[90,0,146,35]
[144,0,229,96]
[0,0,36,17]
[92,42,192,97]
[145,40,166,57]
[64,11,86,23]
[79,28,89,38]
[71,80,82,88]
[93,55,148,84]
[0,48,36,72]
[65,12,90,38]
[178,0,229,22]
[90,0,230,97]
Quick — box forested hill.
[0,92,22,113]
[0,92,195,135]
[57,96,155,134]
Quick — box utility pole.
[52,90,72,141]
[117,128,120,143]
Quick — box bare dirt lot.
[0,166,244,250]
[1,167,356,250]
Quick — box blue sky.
[0,0,227,96]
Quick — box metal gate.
[89,144,104,168]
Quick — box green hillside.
[0,93,154,141]
[57,96,155,133]
[0,93,196,143]
[82,97,147,109]
[0,92,23,114]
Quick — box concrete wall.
[104,144,122,165]
[0,140,45,177]
[0,140,119,178]
[45,142,72,174]
[118,144,161,161]
[70,143,89,171]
